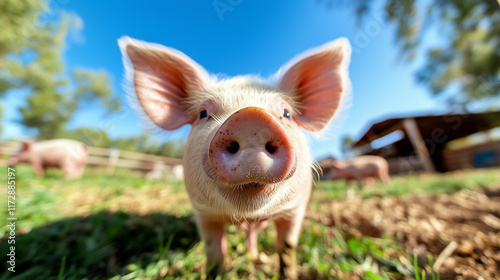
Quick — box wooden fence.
[0,142,183,174]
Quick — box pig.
[329,156,390,187]
[146,162,184,181]
[7,139,88,180]
[119,36,351,279]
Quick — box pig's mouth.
[236,182,273,194]
[241,182,266,188]
[202,151,297,198]
[199,152,298,211]
[234,162,297,190]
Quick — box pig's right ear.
[278,38,351,132]
[119,36,210,130]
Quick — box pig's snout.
[209,107,296,185]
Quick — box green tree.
[0,104,2,135]
[60,127,113,147]
[0,0,45,92]
[157,139,185,159]
[341,135,355,159]
[1,0,120,138]
[355,0,500,107]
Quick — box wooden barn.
[351,111,500,174]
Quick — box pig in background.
[7,139,88,180]
[145,162,184,181]
[120,36,351,279]
[328,155,391,188]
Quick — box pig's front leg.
[244,220,269,262]
[355,175,364,188]
[274,206,307,280]
[31,160,45,178]
[196,216,227,279]
[63,165,85,180]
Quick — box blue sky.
[2,0,449,160]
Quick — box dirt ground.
[308,186,500,280]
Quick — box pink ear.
[279,38,351,132]
[119,37,210,130]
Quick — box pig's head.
[329,161,346,179]
[331,161,344,170]
[7,142,31,166]
[119,37,350,219]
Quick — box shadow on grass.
[1,211,199,280]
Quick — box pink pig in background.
[329,155,391,187]
[119,36,351,279]
[7,139,88,180]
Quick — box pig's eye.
[199,110,208,119]
[283,109,291,119]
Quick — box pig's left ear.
[278,38,351,132]
[119,36,210,130]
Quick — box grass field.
[1,165,499,280]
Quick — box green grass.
[0,165,499,279]
[413,255,440,280]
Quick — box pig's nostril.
[265,141,278,154]
[226,141,240,154]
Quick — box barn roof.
[354,110,500,148]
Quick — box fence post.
[107,148,120,174]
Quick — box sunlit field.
[1,166,499,280]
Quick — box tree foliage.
[1,0,120,138]
[341,135,356,159]
[355,0,500,106]
[0,104,2,135]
